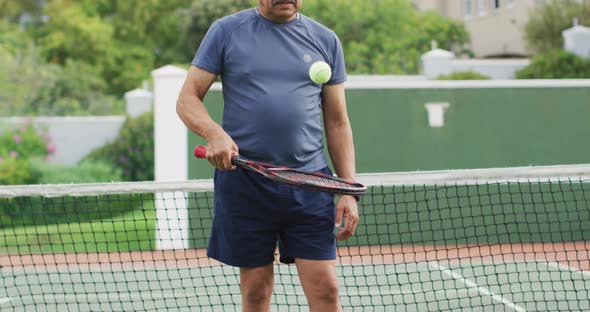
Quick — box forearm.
[325,119,356,181]
[176,93,224,142]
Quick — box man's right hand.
[204,132,238,170]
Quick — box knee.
[310,278,340,303]
[242,282,273,305]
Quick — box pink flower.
[19,118,32,132]
[46,143,57,155]
[13,134,21,144]
[45,155,52,162]
[9,150,18,158]
[0,157,3,163]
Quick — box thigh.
[208,168,281,268]
[278,167,336,264]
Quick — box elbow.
[325,117,350,132]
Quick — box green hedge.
[437,71,490,80]
[517,50,590,79]
[84,111,154,181]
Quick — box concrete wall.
[452,58,530,79]
[0,88,153,165]
[421,47,530,79]
[0,116,126,165]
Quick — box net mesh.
[1,165,590,311]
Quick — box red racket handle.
[194,145,238,159]
[194,145,207,158]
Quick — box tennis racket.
[194,145,367,196]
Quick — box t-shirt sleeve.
[327,35,347,85]
[191,20,225,75]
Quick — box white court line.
[428,261,527,312]
[0,297,14,305]
[545,262,590,279]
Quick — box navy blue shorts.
[207,166,336,268]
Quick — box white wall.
[0,116,126,165]
[452,59,530,79]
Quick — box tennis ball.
[309,61,332,84]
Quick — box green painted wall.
[188,86,590,179]
[186,85,590,248]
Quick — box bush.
[0,121,52,159]
[0,157,35,185]
[84,111,154,181]
[516,50,590,79]
[0,121,52,185]
[437,71,491,80]
[30,158,124,184]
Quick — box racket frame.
[194,146,366,196]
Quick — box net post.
[152,65,190,250]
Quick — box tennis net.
[1,164,590,311]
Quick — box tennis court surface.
[1,164,589,311]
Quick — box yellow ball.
[309,61,332,84]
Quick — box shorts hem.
[207,251,274,268]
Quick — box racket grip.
[194,145,207,158]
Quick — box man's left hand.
[335,195,359,240]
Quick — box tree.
[302,0,469,74]
[39,0,114,65]
[78,0,192,66]
[524,0,590,54]
[0,0,42,21]
[177,0,254,65]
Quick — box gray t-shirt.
[192,8,347,171]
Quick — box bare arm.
[322,83,356,181]
[322,83,359,240]
[176,66,237,170]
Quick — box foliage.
[33,59,125,115]
[0,121,51,185]
[2,0,471,114]
[177,0,254,64]
[524,0,590,54]
[0,22,58,116]
[516,50,590,79]
[39,1,114,65]
[0,21,124,116]
[0,20,35,54]
[0,0,42,21]
[0,157,35,185]
[437,71,491,80]
[302,0,470,74]
[78,0,193,67]
[30,158,124,184]
[84,112,154,181]
[0,121,51,161]
[100,41,155,95]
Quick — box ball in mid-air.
[309,61,332,84]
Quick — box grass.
[0,207,155,254]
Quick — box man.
[176,1,358,311]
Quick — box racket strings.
[275,170,353,188]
